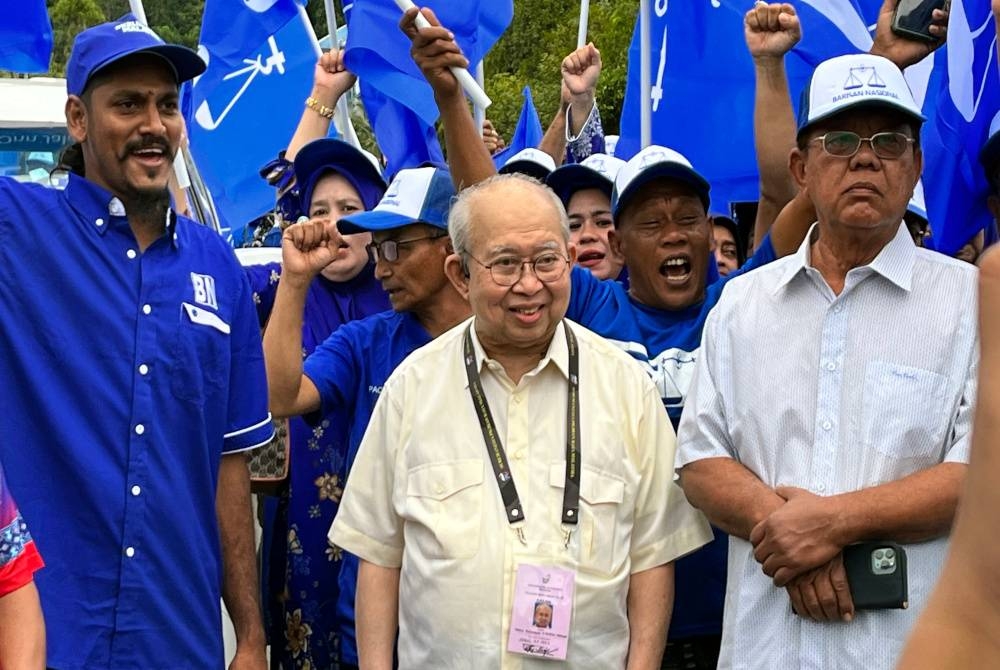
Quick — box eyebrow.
[486,240,560,255]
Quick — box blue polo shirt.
[0,174,273,669]
[566,236,776,639]
[303,309,432,664]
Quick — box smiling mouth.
[660,256,692,285]
[577,250,606,267]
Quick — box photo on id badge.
[507,563,575,660]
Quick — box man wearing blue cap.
[678,52,978,668]
[263,165,472,670]
[0,15,273,669]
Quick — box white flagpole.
[321,0,362,149]
[128,0,148,25]
[639,0,651,148]
[577,0,590,49]
[474,63,486,138]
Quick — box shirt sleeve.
[223,271,275,453]
[629,383,713,572]
[0,465,43,597]
[675,303,738,469]
[565,102,606,164]
[567,265,615,324]
[328,378,406,568]
[303,321,364,419]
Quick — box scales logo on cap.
[843,66,886,91]
[638,149,668,170]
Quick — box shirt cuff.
[0,541,43,598]
[565,101,598,143]
[223,414,275,454]
[329,520,403,569]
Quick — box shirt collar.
[467,319,570,386]
[62,173,179,248]
[774,220,915,294]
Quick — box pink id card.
[506,563,575,660]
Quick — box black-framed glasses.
[367,232,446,263]
[466,251,570,287]
[810,131,916,159]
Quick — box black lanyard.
[463,324,581,540]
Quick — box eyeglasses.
[466,251,570,287]
[810,131,916,160]
[367,232,446,263]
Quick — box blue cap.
[611,145,710,216]
[338,166,455,234]
[546,153,625,207]
[66,14,206,96]
[294,139,387,214]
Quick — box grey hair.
[448,173,570,261]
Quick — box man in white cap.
[677,53,978,669]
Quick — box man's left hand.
[870,0,949,69]
[785,553,854,623]
[228,643,267,670]
[750,486,845,586]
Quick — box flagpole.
[321,0,362,149]
[392,0,491,109]
[577,0,590,49]
[128,0,148,25]
[639,0,651,148]
[474,63,486,138]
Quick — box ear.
[911,147,923,191]
[704,215,717,252]
[444,253,470,300]
[789,147,808,190]
[566,241,578,266]
[608,227,624,258]
[66,95,88,143]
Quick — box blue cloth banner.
[492,85,543,168]
[344,0,513,175]
[185,0,315,244]
[619,0,999,257]
[0,0,54,74]
[921,0,999,255]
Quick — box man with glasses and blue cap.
[0,14,275,670]
[678,52,978,669]
[263,165,471,669]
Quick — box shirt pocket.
[405,459,484,560]
[550,463,626,576]
[861,361,950,460]
[169,302,230,403]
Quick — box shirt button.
[816,483,827,492]
[125,546,135,558]
[142,304,152,315]
[138,364,149,375]
[134,424,145,435]
[825,362,836,371]
[131,485,141,496]
[833,304,843,313]
[434,483,444,495]
[126,249,137,259]
[513,395,523,404]
[822,420,832,431]
[514,450,525,460]
[95,218,104,227]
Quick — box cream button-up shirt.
[331,318,711,669]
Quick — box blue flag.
[344,0,513,175]
[921,0,999,255]
[185,0,316,244]
[618,0,882,212]
[0,0,53,73]
[492,86,543,168]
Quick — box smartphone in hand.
[891,0,947,43]
[844,542,909,610]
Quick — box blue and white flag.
[618,1,882,211]
[185,0,317,244]
[0,0,53,74]
[344,0,513,175]
[492,86,543,168]
[921,0,999,255]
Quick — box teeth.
[664,258,687,266]
[514,307,540,315]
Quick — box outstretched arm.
[286,50,358,161]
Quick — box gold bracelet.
[305,96,335,119]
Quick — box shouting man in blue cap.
[0,15,273,670]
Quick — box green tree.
[48,0,107,76]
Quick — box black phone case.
[843,542,909,610]
[891,0,947,43]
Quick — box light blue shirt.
[677,221,978,670]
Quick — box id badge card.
[507,562,576,660]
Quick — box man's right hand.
[401,7,468,100]
[745,2,801,62]
[281,218,342,283]
[311,50,357,109]
[785,553,854,623]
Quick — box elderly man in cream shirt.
[330,174,711,669]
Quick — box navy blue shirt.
[303,310,432,664]
[566,237,777,638]
[0,174,273,669]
